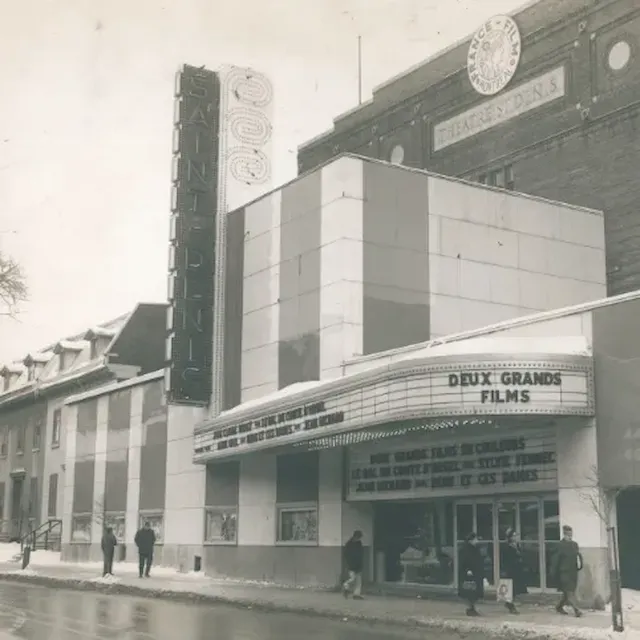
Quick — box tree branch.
[0,252,27,317]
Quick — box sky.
[0,0,530,363]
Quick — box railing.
[20,519,62,552]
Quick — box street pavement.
[0,581,515,640]
[0,559,636,639]
[0,583,500,640]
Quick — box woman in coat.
[500,528,528,614]
[458,532,485,616]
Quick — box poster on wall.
[347,430,558,501]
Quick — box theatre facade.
[194,333,606,601]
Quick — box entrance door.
[10,478,23,540]
[456,497,552,590]
[455,502,495,587]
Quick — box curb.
[0,572,627,640]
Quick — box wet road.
[0,582,479,639]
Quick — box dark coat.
[101,532,117,556]
[134,527,156,556]
[458,542,484,600]
[344,538,364,573]
[500,542,528,596]
[551,539,583,593]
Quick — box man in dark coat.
[100,526,117,577]
[342,530,364,599]
[134,521,156,578]
[551,525,583,617]
[458,532,485,616]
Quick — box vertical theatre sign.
[166,65,221,405]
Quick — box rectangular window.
[139,512,164,543]
[276,452,319,544]
[71,514,92,543]
[204,462,239,544]
[0,482,5,520]
[2,376,9,392]
[32,422,41,450]
[277,504,318,543]
[505,165,515,190]
[27,367,34,382]
[0,430,7,458]
[90,340,98,360]
[16,426,25,455]
[51,409,61,448]
[48,473,58,518]
[58,352,66,373]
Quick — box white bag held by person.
[497,578,514,604]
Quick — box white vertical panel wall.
[91,396,109,542]
[164,405,207,545]
[240,189,281,402]
[427,176,606,338]
[61,404,78,545]
[319,157,364,379]
[124,386,144,545]
[237,453,276,545]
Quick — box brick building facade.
[298,0,640,295]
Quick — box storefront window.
[104,513,125,541]
[139,512,164,543]
[71,514,92,543]
[277,505,317,543]
[376,501,455,586]
[205,507,237,544]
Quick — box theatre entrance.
[373,495,560,591]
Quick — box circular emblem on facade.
[467,15,522,96]
[608,40,631,71]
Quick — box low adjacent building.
[0,303,166,546]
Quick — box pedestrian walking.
[100,526,117,577]
[500,528,527,614]
[342,530,364,599]
[551,525,583,617]
[458,532,484,616]
[134,521,156,578]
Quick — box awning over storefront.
[193,340,595,463]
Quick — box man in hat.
[551,525,583,617]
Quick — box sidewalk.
[0,557,637,640]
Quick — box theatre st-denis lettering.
[349,433,557,500]
[449,369,562,405]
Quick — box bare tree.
[0,252,27,317]
[582,465,624,530]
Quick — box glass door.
[476,503,495,587]
[519,501,541,588]
[455,502,494,587]
[456,496,557,591]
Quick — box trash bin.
[194,555,202,572]
[22,546,31,570]
[118,544,126,562]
